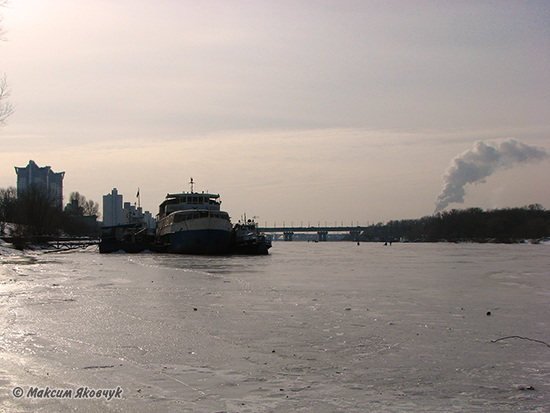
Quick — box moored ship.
[232,218,272,255]
[99,223,158,253]
[156,179,233,254]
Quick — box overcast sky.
[1,0,549,226]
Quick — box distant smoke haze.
[434,138,549,214]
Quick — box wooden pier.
[1,236,100,251]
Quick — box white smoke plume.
[434,138,548,214]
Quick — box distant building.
[102,188,155,228]
[103,188,124,227]
[14,160,65,209]
[123,202,156,229]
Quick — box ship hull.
[160,228,233,255]
[231,240,271,255]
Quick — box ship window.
[191,196,197,203]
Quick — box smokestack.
[434,138,548,214]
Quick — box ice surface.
[1,241,549,412]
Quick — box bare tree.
[0,186,16,235]
[0,1,7,40]
[0,2,13,125]
[14,184,64,237]
[63,191,101,236]
[0,75,13,125]
[65,191,100,218]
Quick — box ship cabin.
[158,209,231,231]
[158,192,222,219]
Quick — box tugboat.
[156,179,234,254]
[232,217,272,255]
[99,192,158,253]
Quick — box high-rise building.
[14,160,65,209]
[103,188,124,227]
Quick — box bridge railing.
[260,226,367,233]
[259,226,365,241]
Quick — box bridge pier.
[350,230,361,241]
[283,231,294,241]
[317,231,328,242]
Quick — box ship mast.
[189,177,194,193]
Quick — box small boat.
[156,179,234,255]
[232,218,272,255]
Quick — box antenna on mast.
[189,177,194,193]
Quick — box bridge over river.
[259,226,368,241]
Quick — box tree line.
[354,205,550,243]
[0,185,100,241]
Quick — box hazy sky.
[1,0,549,226]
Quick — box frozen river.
[1,241,549,412]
